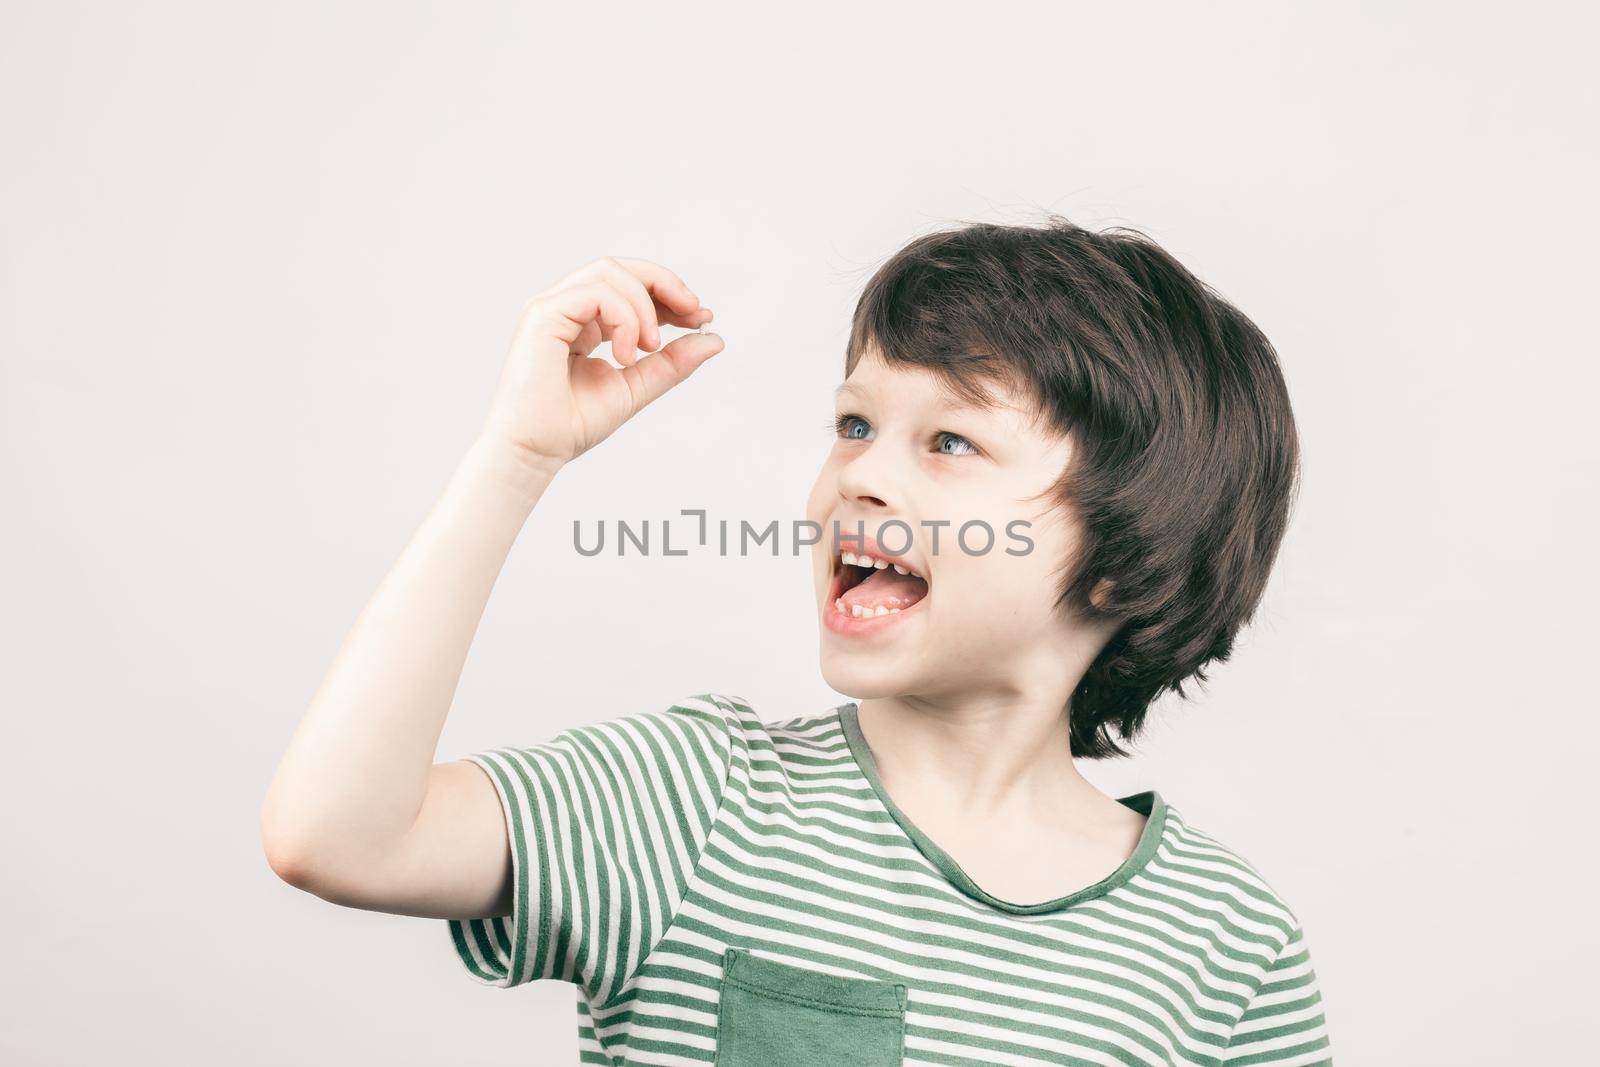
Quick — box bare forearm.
[260,435,556,875]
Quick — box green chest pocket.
[713,947,908,1067]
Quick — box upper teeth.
[841,551,918,578]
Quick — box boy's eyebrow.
[835,378,994,417]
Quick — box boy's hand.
[480,256,721,471]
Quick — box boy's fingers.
[540,256,701,324]
[619,332,724,415]
[522,257,709,363]
[656,305,714,330]
[606,256,702,316]
[521,280,642,365]
[590,259,667,353]
[571,317,604,357]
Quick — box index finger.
[605,256,704,319]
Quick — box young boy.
[262,219,1333,1066]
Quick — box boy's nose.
[836,454,895,511]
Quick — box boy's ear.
[1089,578,1115,612]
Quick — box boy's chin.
[818,653,925,701]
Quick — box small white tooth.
[893,564,908,574]
[873,558,888,569]
[888,607,901,614]
[851,604,867,618]
[873,605,889,616]
[842,551,858,565]
[835,598,845,613]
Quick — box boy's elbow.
[258,805,398,910]
[259,790,339,893]
[260,810,320,891]
[264,841,311,890]
[261,828,365,905]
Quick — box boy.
[262,218,1333,1065]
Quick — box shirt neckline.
[836,701,1168,915]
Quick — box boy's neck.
[854,689,1112,826]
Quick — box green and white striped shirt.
[446,693,1332,1066]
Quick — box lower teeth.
[835,598,902,618]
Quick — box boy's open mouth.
[828,547,931,619]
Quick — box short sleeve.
[1222,922,1333,1065]
[445,693,740,1003]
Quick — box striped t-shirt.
[445,693,1332,1066]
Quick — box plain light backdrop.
[2,2,1595,1063]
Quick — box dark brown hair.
[844,215,1301,759]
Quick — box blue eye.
[832,416,975,454]
[835,414,874,440]
[936,432,977,456]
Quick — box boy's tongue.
[841,567,928,611]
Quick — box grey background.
[2,2,1595,1063]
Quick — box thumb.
[619,331,724,416]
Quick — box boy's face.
[806,348,1108,702]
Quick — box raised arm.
[259,257,721,920]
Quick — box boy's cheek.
[940,557,1057,633]
[801,474,834,527]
